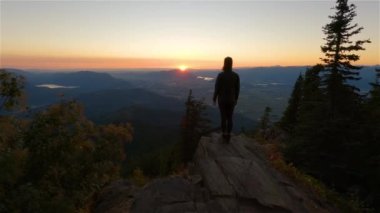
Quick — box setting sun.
[178,65,188,72]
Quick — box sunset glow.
[178,65,188,72]
[0,1,378,70]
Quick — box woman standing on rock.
[213,57,240,142]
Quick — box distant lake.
[36,84,78,89]
[197,76,214,81]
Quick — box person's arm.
[213,74,220,103]
[235,74,240,104]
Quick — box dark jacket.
[213,70,240,104]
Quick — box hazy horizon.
[2,64,380,73]
[1,1,379,70]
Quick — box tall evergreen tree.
[321,0,370,81]
[280,0,377,209]
[283,65,328,173]
[295,65,326,139]
[180,90,209,163]
[320,0,370,117]
[283,0,372,194]
[318,1,371,189]
[279,74,303,132]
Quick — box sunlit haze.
[0,1,378,70]
[179,65,188,72]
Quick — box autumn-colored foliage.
[0,100,132,212]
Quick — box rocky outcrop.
[94,180,138,213]
[94,133,336,213]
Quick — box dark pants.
[218,101,235,134]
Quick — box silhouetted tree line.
[279,0,379,210]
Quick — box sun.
[178,65,188,72]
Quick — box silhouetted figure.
[213,57,240,142]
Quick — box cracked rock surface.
[94,133,336,213]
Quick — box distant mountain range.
[2,66,378,156]
[9,69,131,91]
[1,68,256,157]
[4,66,378,118]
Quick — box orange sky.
[0,55,221,69]
[1,54,377,70]
[1,1,378,70]
[0,56,319,70]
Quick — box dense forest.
[278,0,379,211]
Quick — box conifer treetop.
[320,0,371,81]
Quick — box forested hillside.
[0,70,133,212]
[278,0,379,211]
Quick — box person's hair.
[222,57,233,72]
